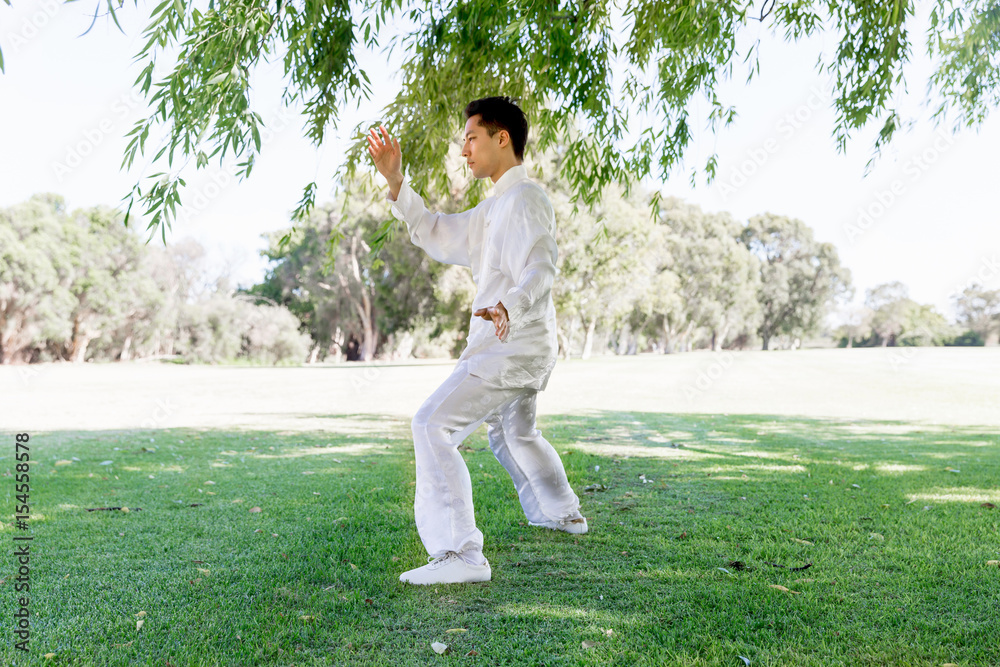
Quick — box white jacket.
[387,164,559,390]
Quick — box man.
[366,96,587,586]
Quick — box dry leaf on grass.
[196,568,210,575]
[987,560,1000,567]
[981,502,996,509]
[299,615,315,621]
[136,619,145,630]
[769,585,801,595]
[431,642,449,654]
[249,507,262,513]
[581,640,598,649]
[792,538,814,545]
[446,628,467,633]
[44,653,57,659]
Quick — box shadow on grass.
[8,412,999,666]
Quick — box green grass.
[3,413,999,666]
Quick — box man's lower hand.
[473,301,509,342]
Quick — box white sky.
[1,2,997,321]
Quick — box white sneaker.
[398,552,492,585]
[528,517,588,534]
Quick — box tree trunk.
[679,320,696,352]
[582,318,596,360]
[557,328,571,360]
[662,320,675,353]
[69,314,95,363]
[308,343,320,364]
[120,334,133,361]
[340,232,378,361]
[712,324,730,351]
[567,315,579,358]
[761,333,770,351]
[614,325,630,355]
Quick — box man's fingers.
[379,124,392,145]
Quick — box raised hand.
[366,124,402,195]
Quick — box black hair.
[463,96,528,160]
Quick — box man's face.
[461,114,507,180]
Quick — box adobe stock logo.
[715,75,836,202]
[684,351,736,402]
[842,129,957,245]
[51,89,147,182]
[4,0,62,57]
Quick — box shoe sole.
[528,520,588,534]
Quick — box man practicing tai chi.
[367,96,587,585]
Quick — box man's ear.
[497,129,510,149]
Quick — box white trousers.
[410,358,582,562]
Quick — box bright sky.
[2,2,997,321]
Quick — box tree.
[61,205,155,362]
[1,194,310,365]
[17,0,996,253]
[248,177,448,361]
[550,181,655,358]
[0,195,75,363]
[740,213,852,350]
[658,201,760,352]
[865,281,911,346]
[834,305,874,348]
[0,194,159,363]
[861,282,956,347]
[954,284,1000,345]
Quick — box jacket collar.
[492,164,528,198]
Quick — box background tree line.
[2,167,994,365]
[0,194,311,365]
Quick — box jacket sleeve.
[497,187,558,341]
[387,177,473,267]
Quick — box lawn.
[3,410,998,666]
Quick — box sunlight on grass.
[874,463,928,474]
[647,432,696,442]
[569,442,724,460]
[907,487,1000,504]
[725,449,792,459]
[252,442,384,459]
[702,464,807,474]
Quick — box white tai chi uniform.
[387,164,583,564]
